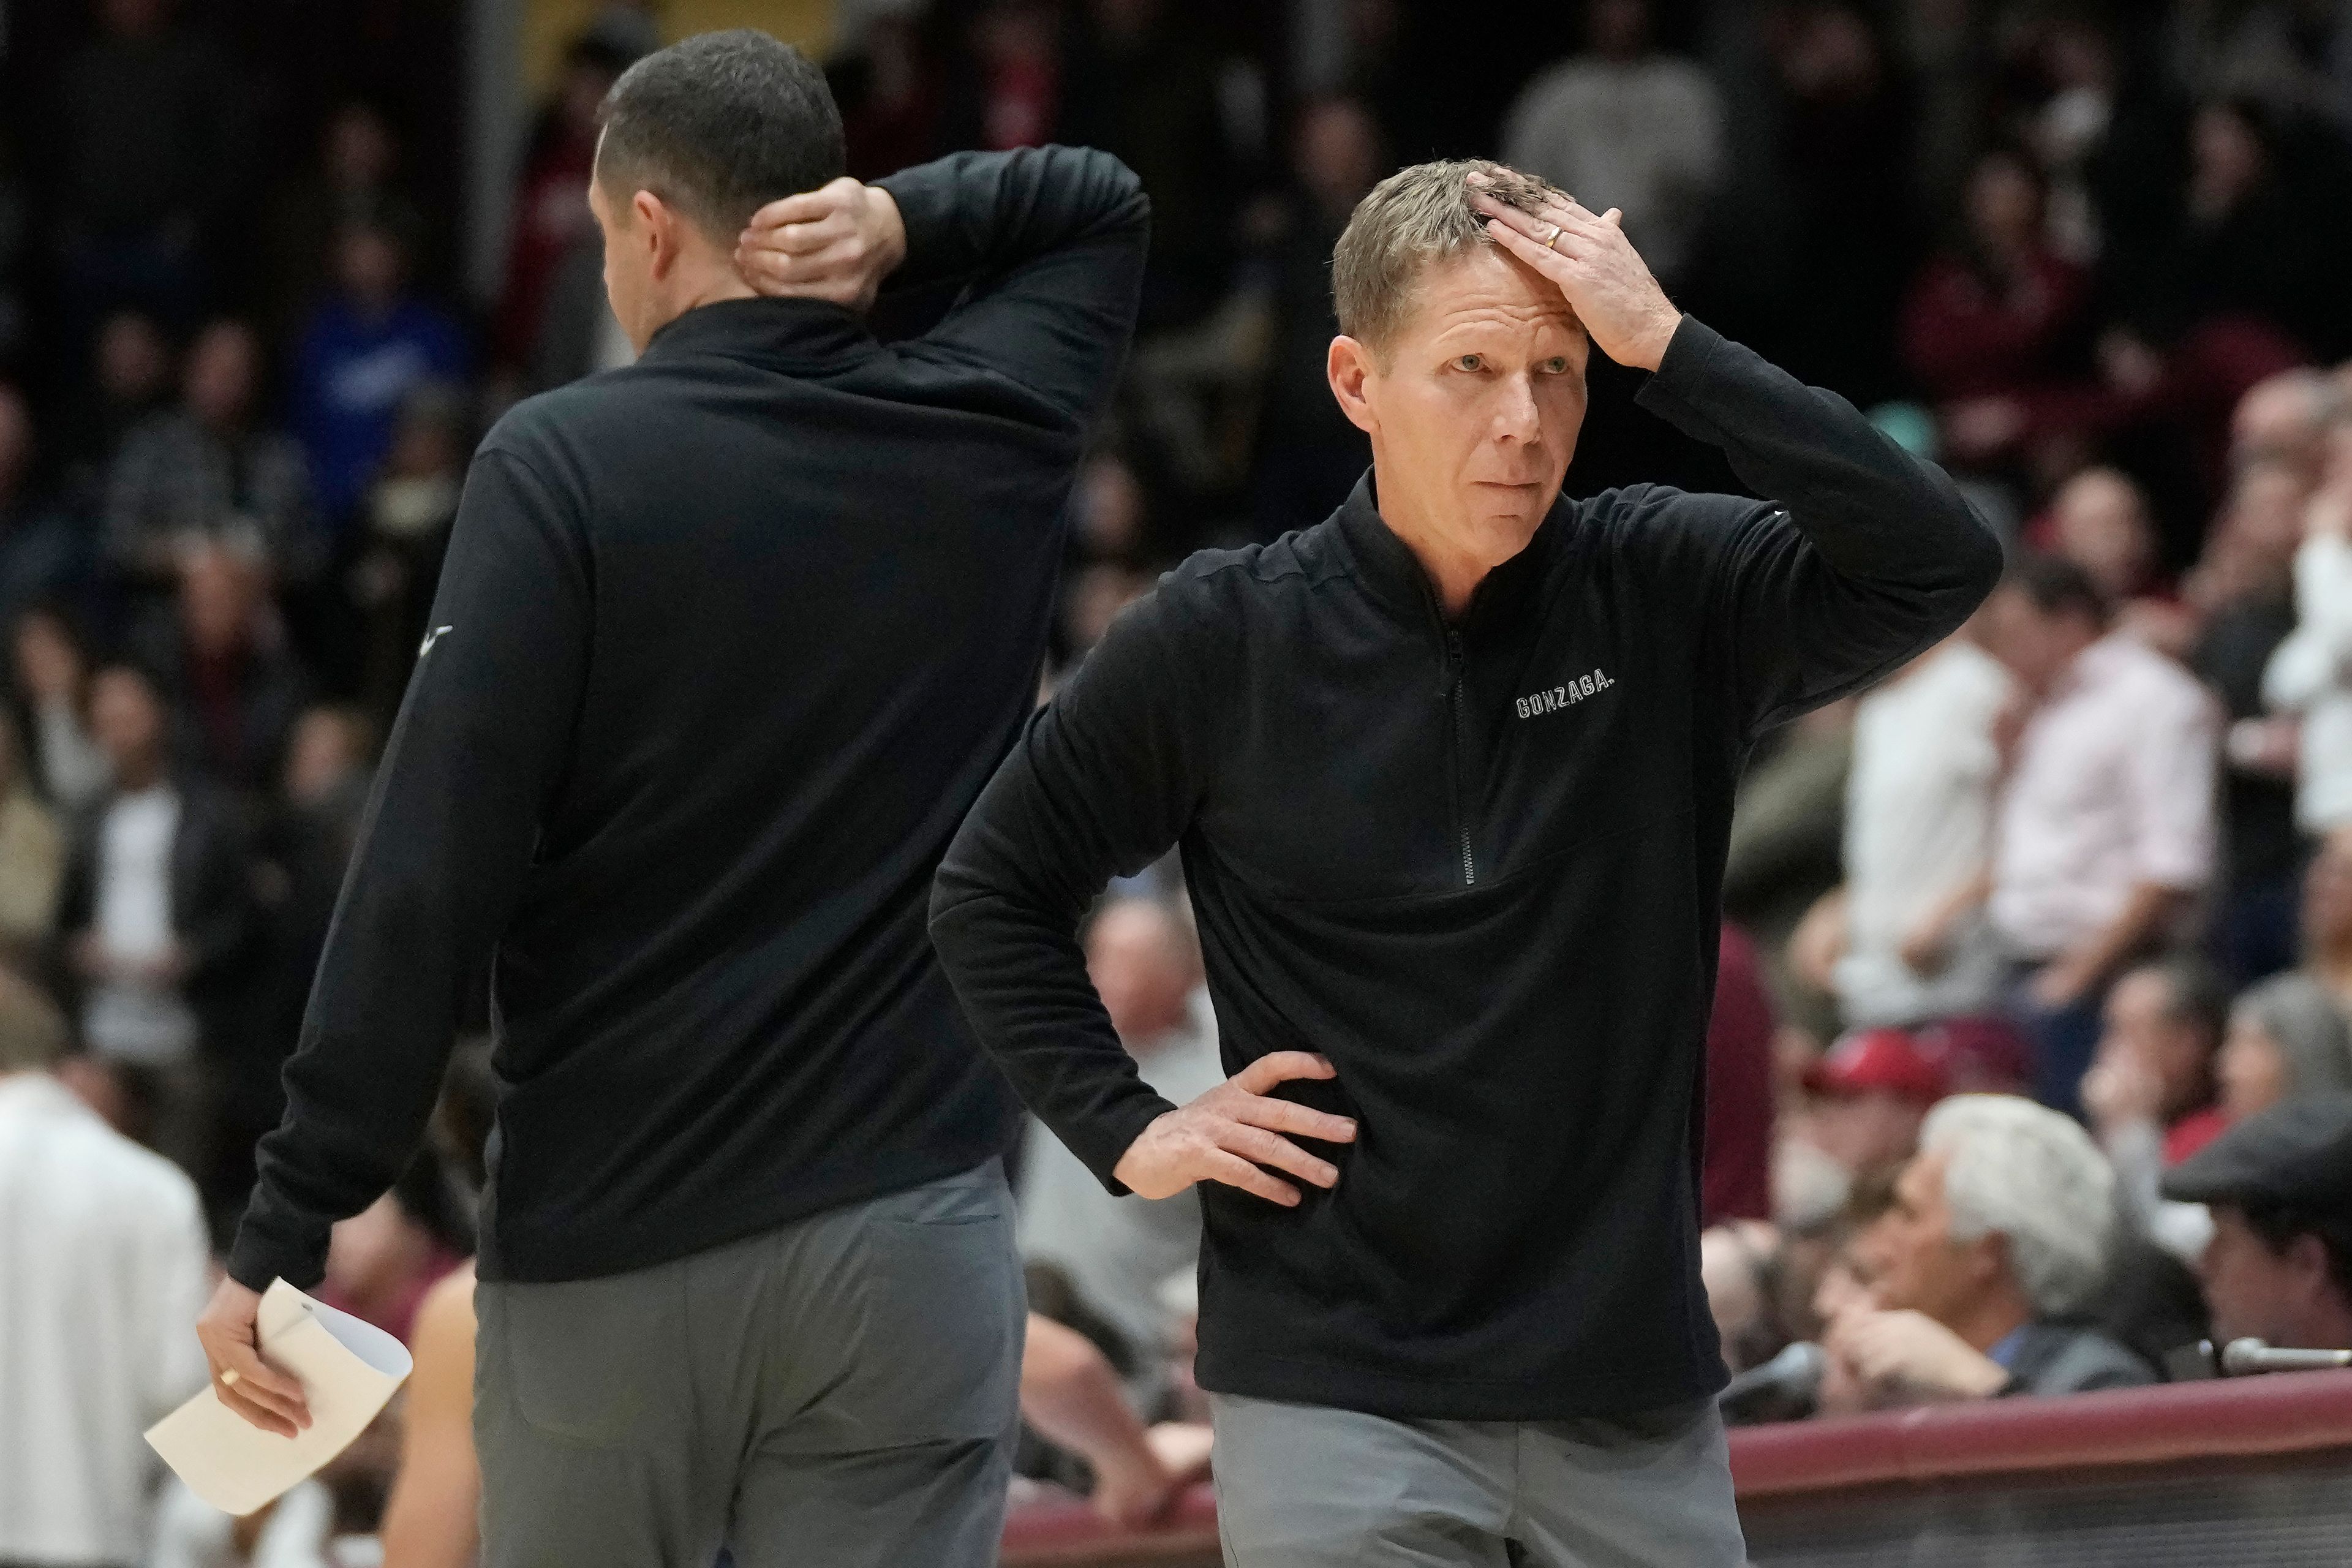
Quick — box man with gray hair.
[1828,1094,2151,1404]
[933,159,1999,1564]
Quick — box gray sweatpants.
[1208,1392,1746,1568]
[473,1161,1025,1568]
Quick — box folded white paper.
[146,1278,413,1517]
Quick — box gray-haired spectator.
[1501,0,1722,288]
[2220,972,2352,1123]
[1017,897,1223,1380]
[0,966,211,1567]
[102,319,317,583]
[1825,1094,2152,1405]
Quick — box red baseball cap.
[1804,1027,1950,1104]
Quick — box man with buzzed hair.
[933,161,1999,1563]
[200,28,1147,1567]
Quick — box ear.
[633,189,679,281]
[1966,1229,2011,1289]
[1327,336,1380,438]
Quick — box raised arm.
[740,147,1148,433]
[1475,184,2002,734]
[929,576,1353,1205]
[201,437,590,1431]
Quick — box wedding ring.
[222,1369,242,1389]
[1539,222,1562,250]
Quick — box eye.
[1454,353,1483,372]
[1540,356,1570,374]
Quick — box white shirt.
[0,1072,211,1566]
[1836,640,2013,1025]
[147,1476,335,1568]
[1991,633,2220,959]
[1502,55,1724,282]
[1017,989,1227,1364]
[85,786,200,1063]
[2263,532,2352,832]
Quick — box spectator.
[52,0,246,334]
[2040,466,2164,612]
[1060,0,1239,328]
[1984,555,2219,1114]
[1826,626,2012,1029]
[230,704,372,1215]
[11,608,111,815]
[103,319,316,582]
[0,967,211,1567]
[352,387,467,720]
[1826,1095,2151,1403]
[0,386,90,637]
[54,661,254,1196]
[1722,698,1855,1038]
[263,100,424,342]
[1021,1312,1212,1528]
[135,541,314,795]
[2231,366,2336,478]
[376,1265,480,1568]
[491,26,639,371]
[146,1476,335,1568]
[2079,957,2231,1262]
[289,216,471,529]
[2218,971,2352,1121]
[0,710,66,963]
[940,0,1064,155]
[1899,149,2104,474]
[1501,0,1724,288]
[60,308,175,498]
[2163,1095,2352,1353]
[1802,1027,1949,1184]
[1248,96,1382,537]
[2302,825,2352,1015]
[1017,897,1223,1374]
[1703,923,1776,1225]
[2261,405,2352,835]
[2190,480,2304,985]
[1700,1221,1787,1376]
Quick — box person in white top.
[1983,556,2220,1115]
[0,967,212,1568]
[1501,0,1723,288]
[1017,898,1225,1375]
[2262,412,2352,832]
[1831,629,2014,1027]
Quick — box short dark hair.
[2241,1200,2352,1304]
[2003,551,2109,625]
[2139,954,2231,1047]
[595,29,844,242]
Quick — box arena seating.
[1002,1371,2352,1567]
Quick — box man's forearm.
[877,146,1147,292]
[2055,883,2187,995]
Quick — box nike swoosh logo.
[418,625,454,657]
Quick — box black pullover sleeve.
[228,152,1148,1293]
[879,146,1150,434]
[1635,317,2006,733]
[931,576,1228,1193]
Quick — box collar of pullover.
[641,296,877,371]
[1332,470,1562,642]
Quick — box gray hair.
[1920,1094,2117,1318]
[2234,973,2352,1099]
[1330,159,1566,353]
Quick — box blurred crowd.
[9,0,2352,1561]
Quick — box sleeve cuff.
[1076,1091,1180,1197]
[225,1219,329,1295]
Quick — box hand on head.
[1468,177,1681,372]
[735,178,908,313]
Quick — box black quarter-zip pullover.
[228,147,1147,1292]
[930,317,2003,1420]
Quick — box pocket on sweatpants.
[830,1205,1023,1448]
[489,1272,682,1449]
